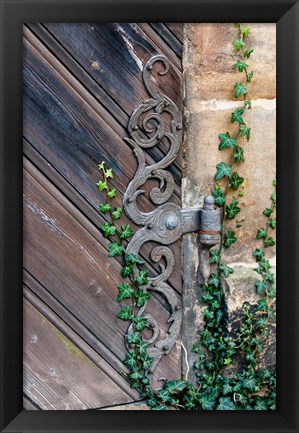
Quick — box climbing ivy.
[96,24,276,410]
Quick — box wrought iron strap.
[123,55,183,374]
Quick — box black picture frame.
[1,0,298,432]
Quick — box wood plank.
[23,298,134,409]
[23,395,40,410]
[149,23,183,58]
[23,158,181,378]
[23,32,182,290]
[165,23,184,43]
[26,23,182,180]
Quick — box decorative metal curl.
[123,55,182,375]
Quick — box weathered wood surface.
[23,23,183,409]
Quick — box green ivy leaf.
[256,299,268,312]
[231,108,245,124]
[100,222,117,238]
[134,315,148,331]
[164,380,187,394]
[233,145,244,163]
[117,306,132,321]
[264,237,275,248]
[212,185,226,206]
[222,383,233,395]
[98,203,111,214]
[234,60,248,72]
[216,397,236,410]
[268,218,276,229]
[125,253,144,265]
[229,172,244,189]
[234,82,248,99]
[112,207,122,220]
[223,229,237,248]
[256,228,267,239]
[96,180,108,192]
[142,354,154,370]
[135,290,150,307]
[247,71,254,82]
[117,282,134,302]
[121,264,134,278]
[105,168,113,179]
[135,269,149,286]
[218,132,236,150]
[219,263,234,277]
[98,162,105,170]
[254,399,268,410]
[264,271,274,283]
[120,224,134,240]
[233,38,245,52]
[208,274,220,288]
[239,124,251,141]
[123,351,137,368]
[241,26,250,38]
[108,242,123,257]
[263,207,273,217]
[225,199,241,219]
[200,388,219,410]
[107,188,117,199]
[126,331,140,345]
[255,280,267,294]
[209,249,220,264]
[137,340,149,356]
[215,162,232,181]
[157,389,171,402]
[241,378,258,392]
[252,248,265,262]
[129,370,143,381]
[244,48,254,59]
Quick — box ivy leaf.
[234,60,248,72]
[218,132,236,150]
[239,124,251,141]
[135,269,148,286]
[219,263,234,277]
[100,222,117,238]
[241,378,258,392]
[247,71,254,82]
[125,253,144,265]
[117,282,134,302]
[135,290,150,307]
[225,199,241,219]
[234,82,248,99]
[264,237,275,248]
[255,280,267,294]
[134,315,148,331]
[112,207,122,220]
[129,370,143,381]
[223,229,237,248]
[121,264,134,278]
[164,380,187,394]
[200,388,219,410]
[98,203,111,214]
[233,145,244,163]
[120,224,134,240]
[209,249,220,264]
[105,168,113,179]
[229,172,244,189]
[212,185,226,206]
[244,48,254,59]
[123,351,137,368]
[222,383,233,395]
[254,399,268,410]
[107,188,117,199]
[108,242,123,257]
[268,217,276,229]
[252,248,265,262]
[98,162,105,170]
[117,306,132,321]
[231,108,245,124]
[264,271,274,283]
[216,397,236,410]
[208,274,220,288]
[257,299,268,312]
[256,228,267,239]
[126,331,140,345]
[215,162,232,181]
[137,340,148,356]
[96,180,108,192]
[157,389,171,402]
[241,26,250,38]
[263,208,273,217]
[232,38,245,52]
[142,354,154,370]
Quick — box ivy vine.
[95,23,276,410]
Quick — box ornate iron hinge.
[123,55,221,375]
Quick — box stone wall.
[182,23,276,377]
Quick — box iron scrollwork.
[123,55,183,374]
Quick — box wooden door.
[23,23,183,410]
